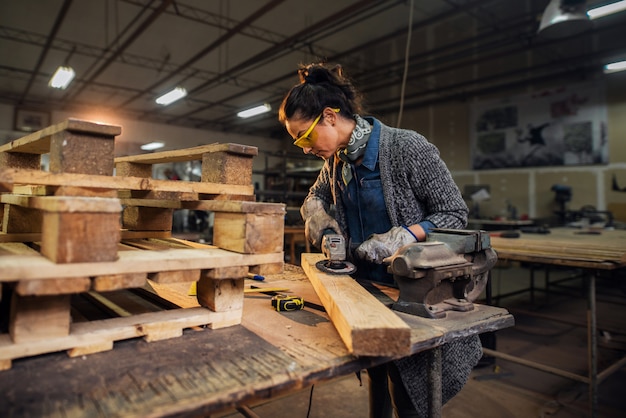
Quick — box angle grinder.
[315,229,357,275]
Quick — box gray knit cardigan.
[303,119,481,414]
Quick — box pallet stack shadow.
[0,118,285,370]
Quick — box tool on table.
[315,229,357,275]
[247,272,265,281]
[385,228,498,319]
[271,294,305,311]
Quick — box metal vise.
[386,229,497,319]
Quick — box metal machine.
[315,231,357,275]
[385,229,497,319]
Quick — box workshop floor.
[217,264,626,418]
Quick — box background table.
[488,227,626,418]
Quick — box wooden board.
[0,168,254,196]
[0,242,283,281]
[0,118,121,155]
[301,253,411,357]
[0,307,241,365]
[114,143,258,164]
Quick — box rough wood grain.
[0,118,121,154]
[0,168,254,196]
[301,253,411,357]
[491,228,626,267]
[114,142,258,164]
[0,243,284,281]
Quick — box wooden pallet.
[0,118,286,370]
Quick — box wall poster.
[470,82,608,170]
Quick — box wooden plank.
[92,272,147,292]
[300,253,411,357]
[114,143,258,164]
[0,168,254,196]
[0,245,284,280]
[1,194,122,212]
[0,307,242,363]
[0,118,121,154]
[15,277,91,296]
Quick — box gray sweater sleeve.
[379,124,468,230]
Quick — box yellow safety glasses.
[292,108,340,149]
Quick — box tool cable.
[397,0,414,127]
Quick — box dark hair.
[278,62,363,124]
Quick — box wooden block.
[9,294,71,343]
[1,204,42,233]
[68,341,114,357]
[114,161,153,178]
[197,275,245,312]
[49,131,115,175]
[15,277,91,296]
[202,150,253,185]
[250,262,284,275]
[301,253,411,357]
[213,212,284,254]
[122,206,173,231]
[92,273,147,292]
[0,152,41,169]
[148,269,200,284]
[41,212,121,263]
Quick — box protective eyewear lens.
[293,113,323,148]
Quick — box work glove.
[300,197,342,248]
[355,226,417,264]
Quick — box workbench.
[0,264,512,417]
[488,227,626,418]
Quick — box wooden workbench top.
[0,264,512,417]
[490,227,626,269]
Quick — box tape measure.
[271,295,304,311]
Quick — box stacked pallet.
[0,118,285,370]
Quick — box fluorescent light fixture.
[604,60,626,73]
[140,141,165,151]
[49,66,75,89]
[155,87,187,105]
[237,103,272,118]
[588,1,626,19]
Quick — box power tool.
[385,228,497,319]
[315,229,357,275]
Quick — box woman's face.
[286,108,342,159]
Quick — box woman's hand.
[300,197,342,248]
[355,226,418,264]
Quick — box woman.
[278,62,482,418]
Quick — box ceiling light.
[604,60,626,73]
[538,0,591,39]
[140,141,165,151]
[155,87,187,105]
[588,1,626,19]
[237,103,272,118]
[49,66,75,89]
